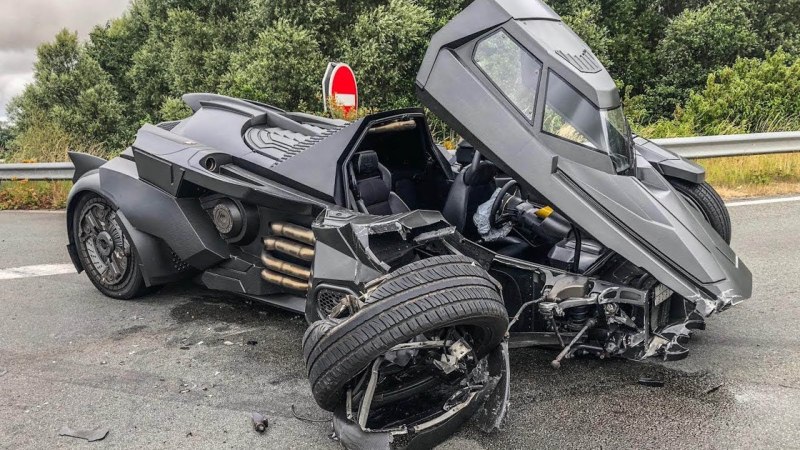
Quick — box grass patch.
[697,152,800,198]
[0,180,72,210]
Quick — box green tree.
[159,96,194,121]
[221,20,325,110]
[8,30,128,151]
[244,0,343,54]
[0,121,13,152]
[127,36,173,121]
[556,0,612,68]
[744,0,800,54]
[418,0,471,28]
[646,0,759,119]
[683,50,800,135]
[340,0,436,109]
[163,10,235,94]
[87,11,150,108]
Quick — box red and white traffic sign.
[323,62,358,115]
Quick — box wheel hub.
[95,231,115,257]
[79,202,130,287]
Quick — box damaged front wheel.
[302,256,509,448]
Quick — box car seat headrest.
[455,140,475,166]
[355,151,380,177]
[464,160,498,185]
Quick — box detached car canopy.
[415,0,751,307]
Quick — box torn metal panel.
[312,208,454,280]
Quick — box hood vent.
[556,49,601,73]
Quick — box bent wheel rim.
[78,201,132,287]
[349,325,486,431]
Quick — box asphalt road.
[0,201,798,449]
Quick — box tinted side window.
[474,30,542,120]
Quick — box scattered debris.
[638,377,665,387]
[704,382,724,395]
[251,412,269,433]
[247,340,258,346]
[291,404,331,423]
[58,425,109,442]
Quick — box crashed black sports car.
[66,0,752,447]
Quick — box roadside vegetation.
[0,181,70,210]
[2,0,800,208]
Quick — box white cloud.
[0,0,130,50]
[0,0,130,118]
[0,73,33,121]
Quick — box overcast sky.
[0,0,130,120]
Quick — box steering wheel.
[489,179,519,229]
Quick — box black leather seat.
[442,145,498,239]
[351,151,410,215]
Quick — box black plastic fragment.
[638,377,665,387]
[58,425,109,442]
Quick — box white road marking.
[0,210,64,214]
[726,195,800,207]
[0,264,76,280]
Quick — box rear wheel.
[668,178,732,244]
[72,193,151,299]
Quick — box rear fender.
[66,163,202,287]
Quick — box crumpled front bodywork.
[310,208,457,294]
[415,0,752,317]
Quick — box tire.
[72,193,151,299]
[668,178,732,244]
[302,255,509,412]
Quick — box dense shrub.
[639,51,800,138]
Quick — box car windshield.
[542,73,633,173]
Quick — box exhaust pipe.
[261,222,314,292]
[270,223,315,246]
[261,254,311,280]
[261,269,309,292]
[263,237,314,261]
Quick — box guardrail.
[650,131,800,159]
[1,131,800,180]
[0,162,75,181]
